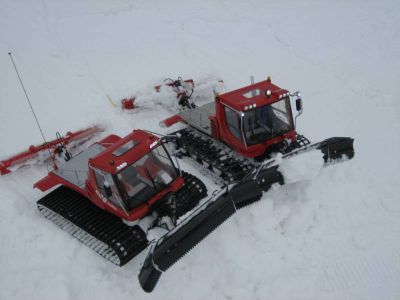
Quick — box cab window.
[224,106,243,141]
[115,145,178,210]
[93,168,126,211]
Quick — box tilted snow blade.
[139,179,263,292]
[316,137,354,162]
[138,136,354,292]
[281,136,354,163]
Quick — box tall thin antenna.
[8,52,57,169]
[250,75,255,97]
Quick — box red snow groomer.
[162,77,310,160]
[35,129,207,266]
[140,77,355,289]
[32,78,354,293]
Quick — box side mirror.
[104,182,112,198]
[296,98,302,112]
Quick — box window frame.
[224,105,245,144]
[242,97,294,146]
[92,167,129,214]
[114,143,179,211]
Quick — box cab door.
[92,167,129,214]
[222,105,246,150]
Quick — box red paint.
[97,134,121,147]
[219,79,289,112]
[159,115,183,127]
[89,130,160,175]
[121,97,135,110]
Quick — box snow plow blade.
[316,137,354,162]
[138,180,263,292]
[281,136,354,163]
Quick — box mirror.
[296,98,302,112]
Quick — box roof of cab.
[90,129,160,174]
[218,79,289,112]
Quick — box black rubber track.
[175,129,255,183]
[37,172,208,267]
[174,129,312,184]
[37,186,148,266]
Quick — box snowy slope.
[1,0,400,299]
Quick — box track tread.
[176,129,254,183]
[37,186,148,266]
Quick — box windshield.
[243,97,293,146]
[116,145,178,210]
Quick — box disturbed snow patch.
[278,150,324,184]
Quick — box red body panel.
[159,115,183,127]
[218,79,289,112]
[90,130,159,174]
[121,97,135,110]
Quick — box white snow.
[278,150,323,184]
[1,1,400,299]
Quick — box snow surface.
[278,150,323,184]
[1,0,400,299]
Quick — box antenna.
[250,75,255,97]
[8,52,57,169]
[250,75,255,85]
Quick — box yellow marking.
[106,94,118,107]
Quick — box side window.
[93,169,106,195]
[93,168,125,211]
[224,106,243,141]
